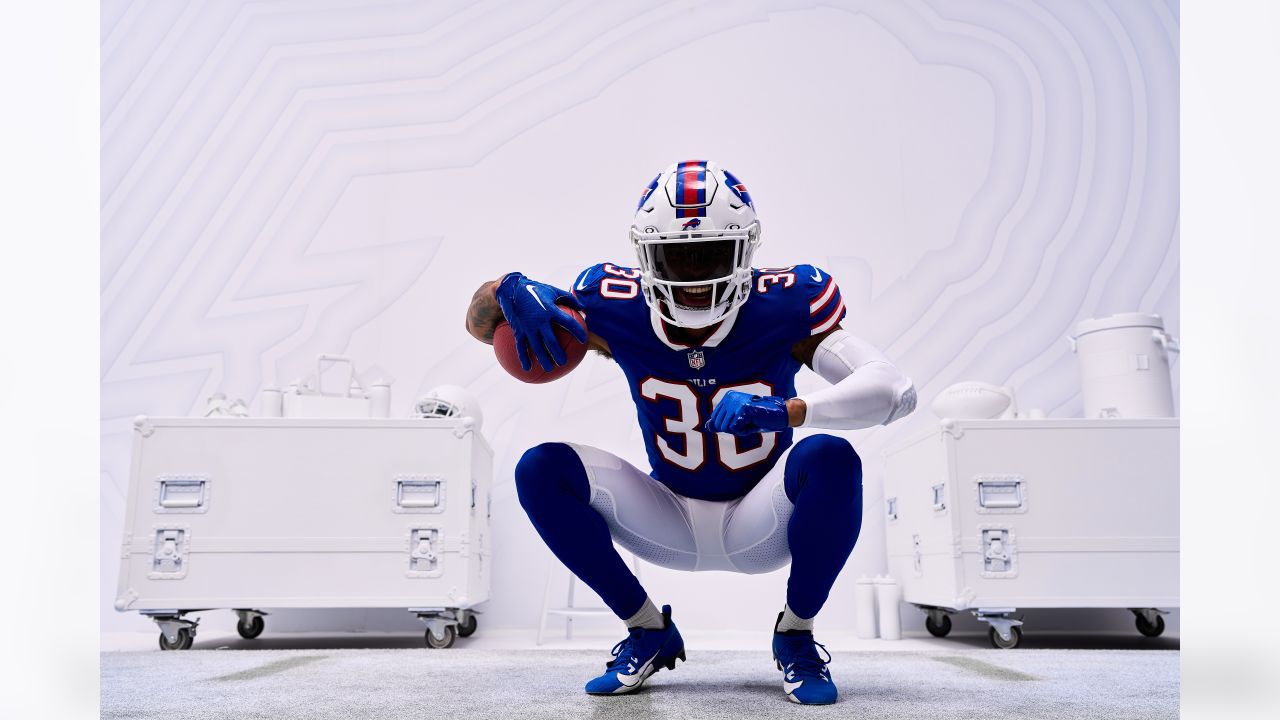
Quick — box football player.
[465,160,916,705]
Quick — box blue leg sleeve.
[782,434,864,619]
[514,442,649,620]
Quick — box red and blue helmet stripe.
[674,160,708,218]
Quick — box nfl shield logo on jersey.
[687,350,706,370]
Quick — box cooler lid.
[1071,312,1164,338]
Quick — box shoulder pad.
[571,264,609,297]
[755,264,845,336]
[571,263,643,305]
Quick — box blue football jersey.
[571,262,847,501]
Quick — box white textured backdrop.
[101,0,1179,636]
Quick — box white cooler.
[114,415,492,650]
[882,417,1178,647]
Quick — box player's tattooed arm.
[466,275,614,358]
[465,278,505,345]
[587,335,613,360]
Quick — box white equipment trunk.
[882,418,1178,646]
[115,416,492,643]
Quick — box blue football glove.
[494,272,588,372]
[704,391,790,436]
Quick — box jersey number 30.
[639,378,776,472]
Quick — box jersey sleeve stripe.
[811,287,842,322]
[808,278,837,314]
[810,298,846,335]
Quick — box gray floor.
[102,644,1179,719]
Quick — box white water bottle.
[369,380,391,418]
[875,576,902,640]
[260,388,283,417]
[855,576,879,639]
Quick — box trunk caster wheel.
[988,625,1022,649]
[457,614,478,638]
[159,628,194,651]
[237,615,265,639]
[1136,613,1165,638]
[425,624,456,649]
[925,614,952,638]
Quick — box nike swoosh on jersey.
[616,659,654,687]
[576,274,591,291]
[526,285,547,309]
[810,268,823,282]
[784,678,805,694]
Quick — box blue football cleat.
[772,612,838,705]
[585,605,686,695]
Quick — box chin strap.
[797,329,917,429]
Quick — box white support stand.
[536,546,642,645]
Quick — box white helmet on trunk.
[414,384,483,430]
[630,160,762,328]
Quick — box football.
[931,381,1018,420]
[493,303,588,384]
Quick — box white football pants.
[566,442,796,574]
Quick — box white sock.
[623,597,664,630]
[776,605,814,633]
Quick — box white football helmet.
[630,160,762,328]
[414,384,483,430]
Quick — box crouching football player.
[465,160,916,704]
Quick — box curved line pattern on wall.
[100,0,1178,633]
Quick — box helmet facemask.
[413,384,483,430]
[631,222,760,328]
[414,397,463,419]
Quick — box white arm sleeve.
[796,329,917,430]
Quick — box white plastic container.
[260,388,284,417]
[369,380,392,418]
[1069,313,1178,418]
[875,576,902,640]
[854,576,879,639]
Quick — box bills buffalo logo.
[637,174,661,211]
[681,218,701,230]
[722,169,754,210]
